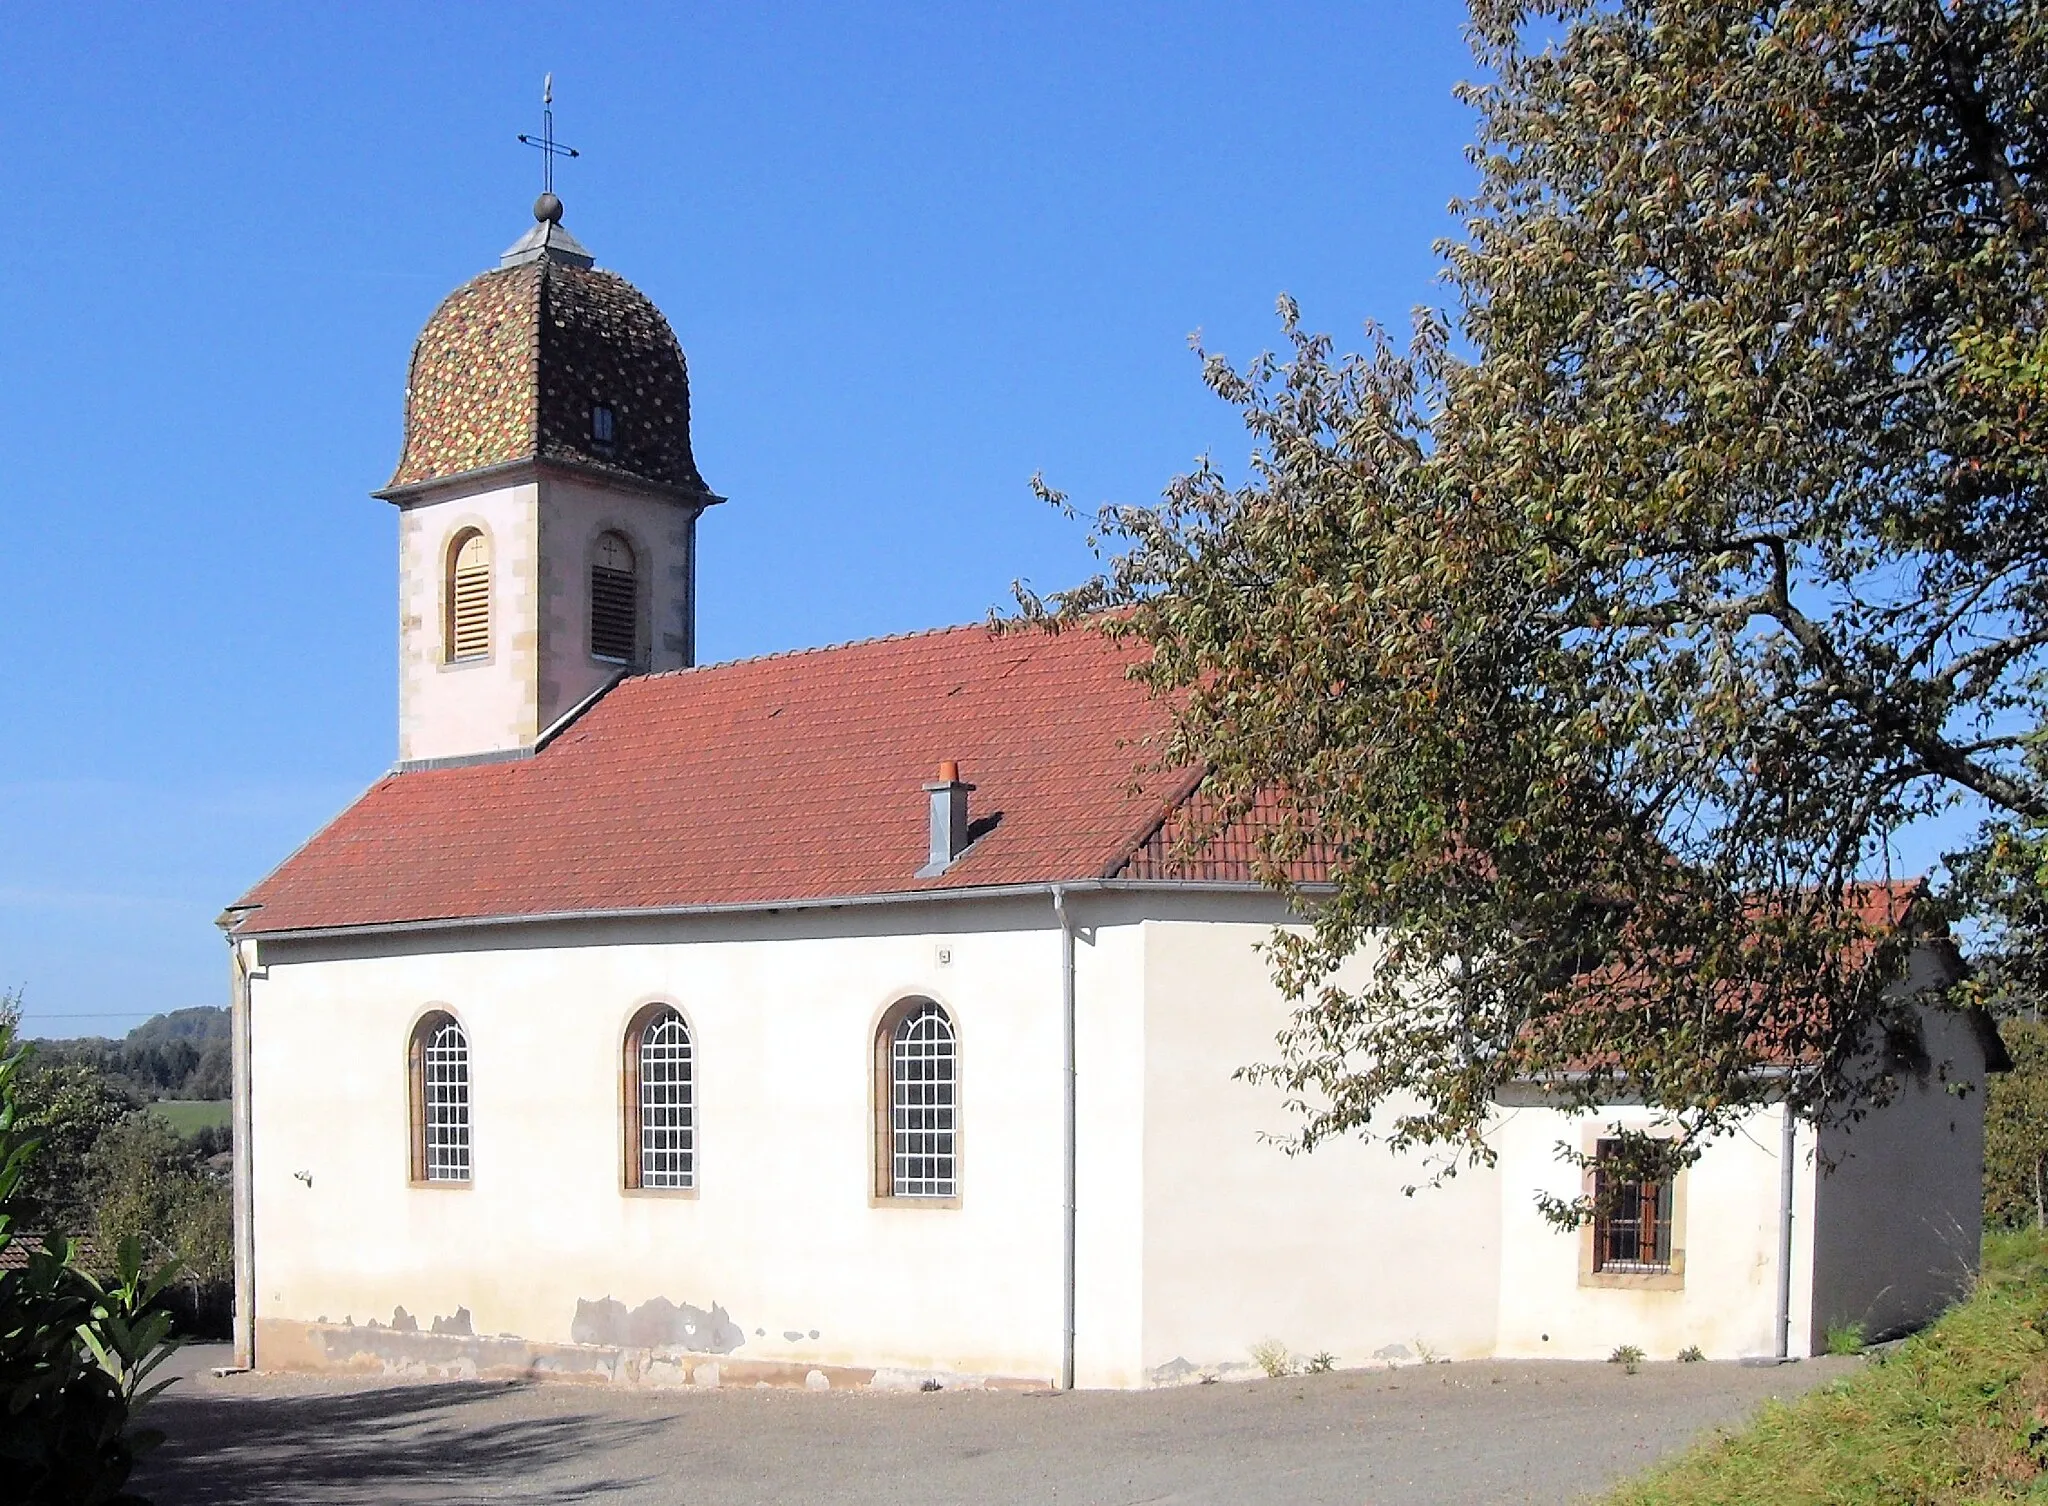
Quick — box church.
[220,192,2002,1390]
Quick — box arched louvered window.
[875,999,957,1200]
[624,1004,694,1190]
[408,1012,471,1184]
[446,529,491,662]
[590,530,637,664]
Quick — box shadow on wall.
[133,1382,663,1505]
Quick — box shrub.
[1304,1351,1338,1373]
[1610,1343,1646,1375]
[1677,1345,1705,1363]
[1249,1338,1294,1378]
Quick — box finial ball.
[534,192,564,224]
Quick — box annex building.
[221,195,2003,1389]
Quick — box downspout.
[1775,1099,1796,1361]
[1052,884,1077,1391]
[228,933,258,1370]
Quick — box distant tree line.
[31,1006,231,1104]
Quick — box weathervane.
[518,73,580,202]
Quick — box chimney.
[917,760,976,877]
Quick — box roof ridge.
[640,619,1048,682]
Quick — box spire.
[504,74,593,268]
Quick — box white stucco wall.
[242,894,1991,1386]
[1810,999,1989,1346]
[248,902,1146,1386]
[1137,915,1502,1379]
[396,481,539,764]
[1493,1102,1818,1361]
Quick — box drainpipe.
[228,933,259,1370]
[1775,1099,1796,1361]
[1052,884,1077,1391]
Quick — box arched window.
[589,531,637,664]
[875,999,956,1199]
[445,530,491,662]
[408,1012,471,1184]
[624,1004,694,1190]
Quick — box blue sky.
[1,4,1480,1036]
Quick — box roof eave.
[374,455,724,509]
[229,877,1324,944]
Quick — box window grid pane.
[423,1020,471,1182]
[891,1003,956,1198]
[639,1011,694,1189]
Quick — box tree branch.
[1923,1,2041,244]
[1760,538,2048,819]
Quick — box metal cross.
[517,73,580,196]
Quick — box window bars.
[638,1009,694,1189]
[891,1002,956,1198]
[422,1018,472,1183]
[590,531,636,662]
[1593,1139,1674,1273]
[449,531,491,661]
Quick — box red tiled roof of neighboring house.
[0,1234,100,1272]
[230,624,1233,937]
[1117,782,1340,885]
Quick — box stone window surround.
[1576,1121,1687,1291]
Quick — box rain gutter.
[226,878,1300,945]
[1052,884,1078,1390]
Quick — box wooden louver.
[449,532,491,661]
[590,532,637,662]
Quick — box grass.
[148,1099,231,1136]
[1600,1229,2048,1505]
[1825,1320,1869,1356]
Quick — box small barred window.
[591,403,616,445]
[1592,1139,1673,1273]
[882,1000,956,1199]
[409,1013,472,1184]
[447,530,491,662]
[627,1006,694,1190]
[590,531,637,663]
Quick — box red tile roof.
[230,624,1213,936]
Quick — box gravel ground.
[133,1343,1852,1505]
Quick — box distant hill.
[32,1007,231,1101]
[123,1007,230,1048]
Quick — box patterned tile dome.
[384,212,712,500]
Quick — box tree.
[1986,1019,2048,1227]
[10,1064,135,1235]
[1946,748,2048,1012]
[1028,0,2045,1187]
[0,994,183,1505]
[86,1117,232,1298]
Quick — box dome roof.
[382,213,712,501]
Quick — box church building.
[221,194,2002,1390]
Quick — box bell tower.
[375,192,721,767]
